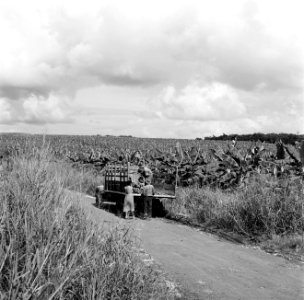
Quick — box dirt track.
[75,194,304,300]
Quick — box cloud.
[0,94,73,125]
[146,82,304,138]
[0,0,303,133]
[1,1,302,95]
[151,82,247,121]
[22,94,73,124]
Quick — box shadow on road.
[94,194,168,219]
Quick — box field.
[0,133,302,190]
[1,132,304,294]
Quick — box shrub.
[235,176,303,235]
[167,175,303,238]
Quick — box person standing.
[123,180,135,219]
[138,176,145,192]
[141,179,155,219]
[133,176,145,217]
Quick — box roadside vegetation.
[0,148,170,299]
[164,175,304,256]
[48,161,103,196]
[54,157,304,257]
[1,133,303,259]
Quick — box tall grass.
[48,162,103,196]
[0,148,169,299]
[165,175,303,239]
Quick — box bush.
[235,176,303,235]
[167,175,303,238]
[0,148,169,299]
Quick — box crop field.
[0,133,301,188]
[1,133,304,247]
[0,133,304,298]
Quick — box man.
[133,176,145,217]
[141,179,155,219]
[138,163,153,182]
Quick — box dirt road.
[76,194,304,300]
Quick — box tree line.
[204,133,304,145]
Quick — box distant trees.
[204,133,304,145]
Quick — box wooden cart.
[96,162,175,217]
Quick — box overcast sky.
[0,0,303,138]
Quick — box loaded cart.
[95,162,176,217]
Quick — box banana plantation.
[1,134,303,190]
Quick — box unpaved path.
[75,194,304,300]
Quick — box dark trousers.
[135,197,144,218]
[143,196,152,218]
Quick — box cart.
[95,162,176,217]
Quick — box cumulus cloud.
[22,94,73,124]
[1,1,302,94]
[0,94,72,125]
[146,81,304,137]
[152,82,247,121]
[0,0,303,134]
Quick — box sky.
[0,0,303,138]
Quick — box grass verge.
[164,175,304,259]
[0,148,170,299]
